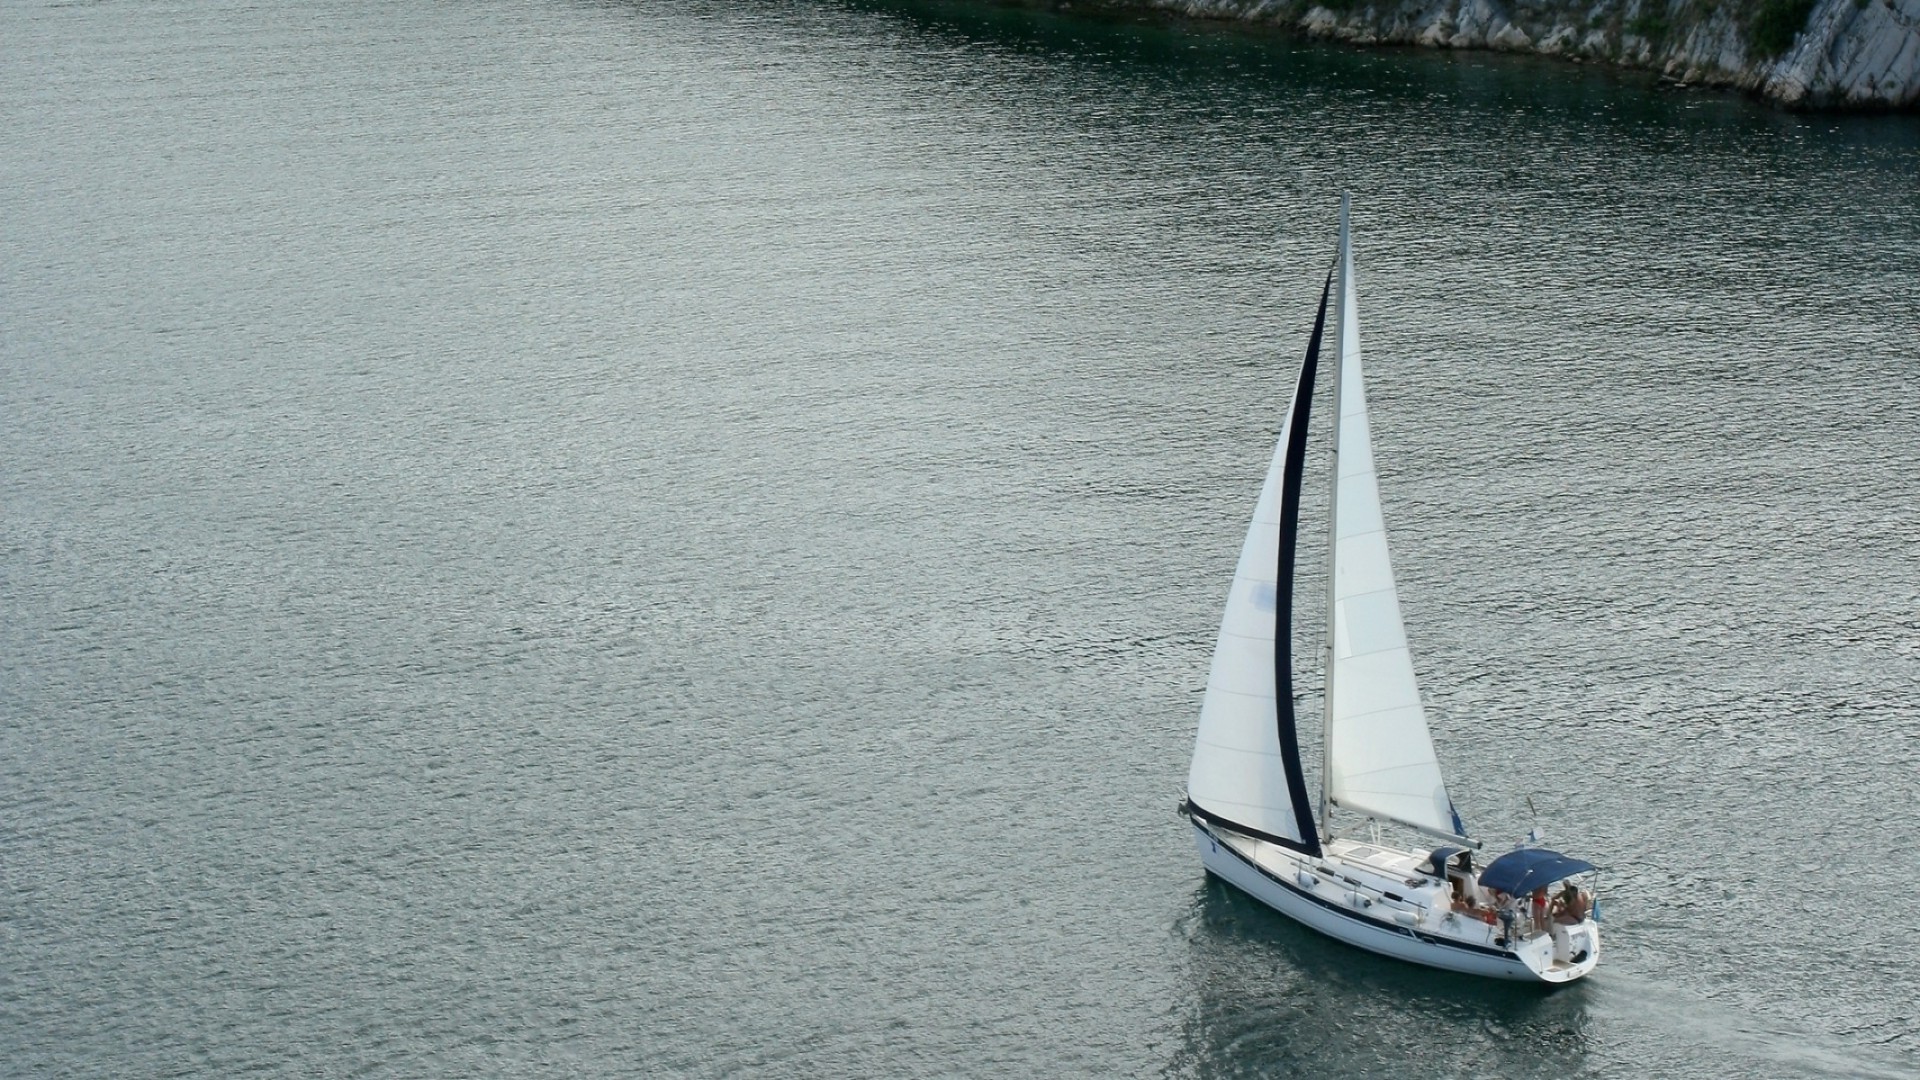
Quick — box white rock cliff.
[1111,0,1920,107]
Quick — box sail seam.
[1330,702,1433,723]
[1204,687,1284,702]
[1191,742,1287,758]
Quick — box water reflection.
[1170,877,1593,1079]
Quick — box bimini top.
[1478,848,1597,895]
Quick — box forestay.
[1323,205,1464,842]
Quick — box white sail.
[1188,395,1314,848]
[1323,205,1463,841]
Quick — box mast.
[1320,193,1349,832]
[1317,195,1478,850]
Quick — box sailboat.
[1179,197,1601,983]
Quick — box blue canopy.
[1478,848,1597,895]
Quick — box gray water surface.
[4,0,1918,1075]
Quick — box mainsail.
[1186,276,1330,855]
[1322,199,1465,842]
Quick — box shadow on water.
[1167,876,1594,1079]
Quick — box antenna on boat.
[1524,794,1543,846]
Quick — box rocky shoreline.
[1054,0,1920,108]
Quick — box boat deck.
[1192,816,1600,982]
[1323,839,1431,881]
[1214,827,1599,978]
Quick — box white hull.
[1192,821,1599,984]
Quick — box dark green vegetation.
[1626,11,1671,39]
[1747,0,1817,55]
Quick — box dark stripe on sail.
[1274,271,1334,858]
[1186,798,1321,857]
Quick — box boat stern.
[1525,919,1600,983]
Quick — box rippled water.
[4,0,1917,1075]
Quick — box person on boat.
[1555,882,1588,923]
[1530,888,1549,933]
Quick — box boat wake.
[1586,972,1915,1080]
